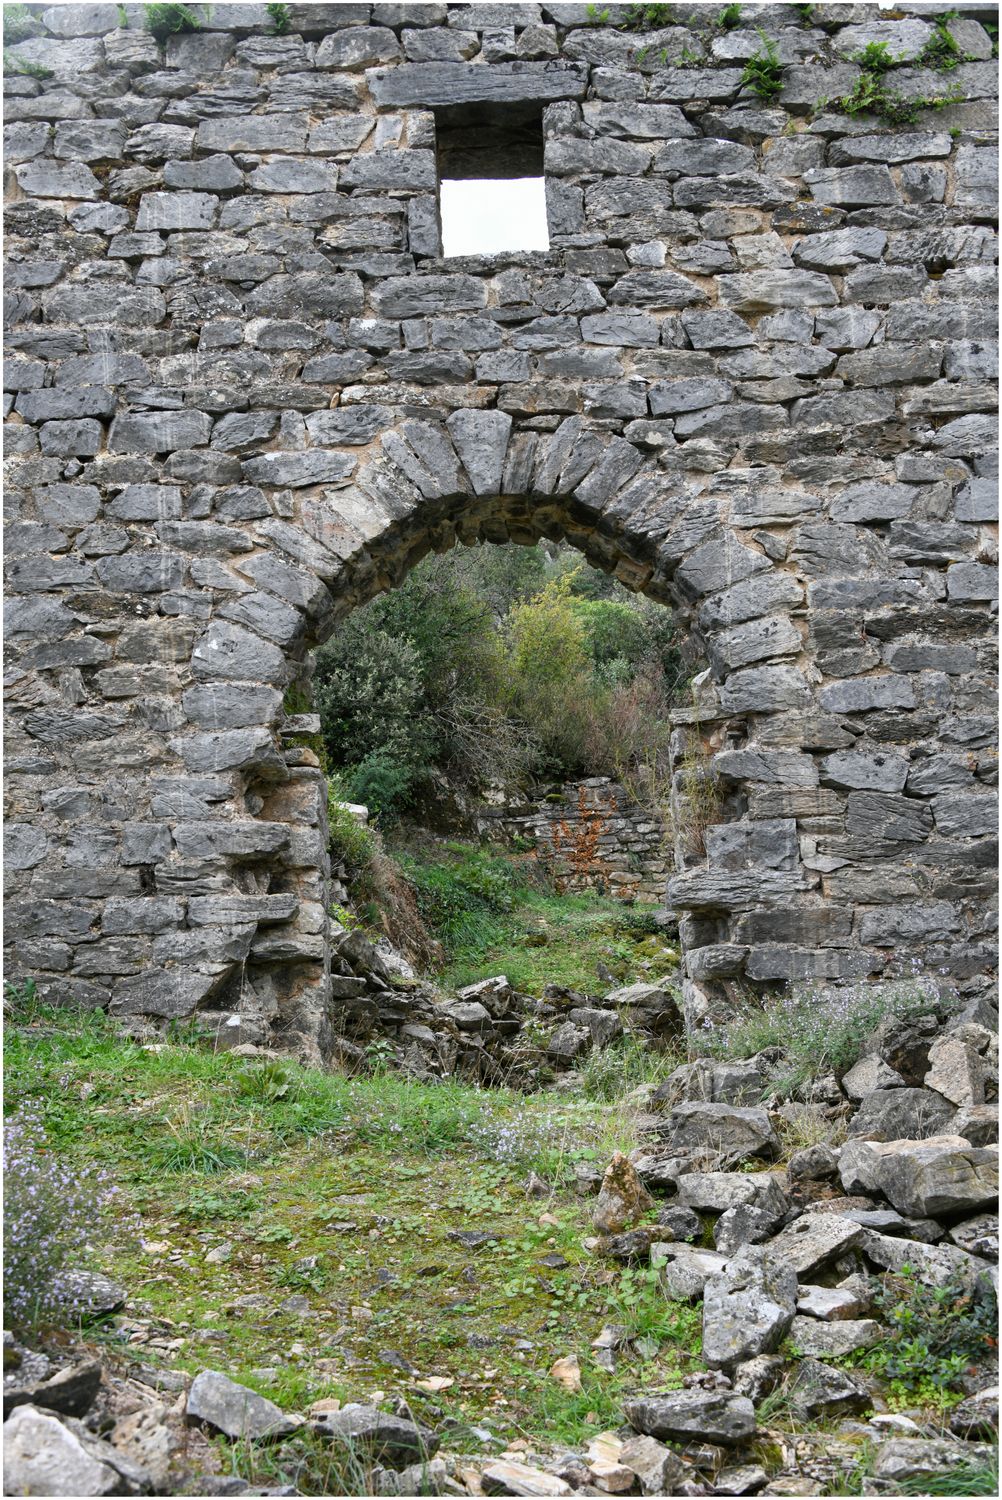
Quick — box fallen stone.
[313,1404,438,1468]
[796,1282,869,1322]
[651,1243,728,1300]
[925,1035,988,1108]
[948,1387,999,1441]
[846,1087,954,1142]
[948,1214,999,1260]
[481,1459,573,1496]
[186,1371,297,1442]
[702,1251,798,1369]
[763,1216,862,1279]
[2,1404,151,1497]
[657,1104,780,1167]
[618,1434,687,1495]
[51,1270,126,1321]
[676,1171,788,1220]
[872,1437,997,1485]
[787,1145,838,1183]
[714,1203,778,1256]
[785,1359,869,1420]
[841,1054,906,1101]
[593,1152,653,1234]
[859,1230,987,1291]
[623,1389,756,1445]
[876,1141,999,1219]
[3,1358,102,1420]
[788,1316,881,1358]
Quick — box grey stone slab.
[370,60,589,107]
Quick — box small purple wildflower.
[2,1104,119,1333]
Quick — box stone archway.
[4,3,997,1061]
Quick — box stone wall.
[3,1,998,1061]
[479,776,670,902]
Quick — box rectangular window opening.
[435,102,550,259]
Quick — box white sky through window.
[440,177,550,258]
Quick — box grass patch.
[395,838,679,996]
[3,1004,706,1487]
[579,1035,684,1102]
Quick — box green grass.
[900,1462,999,1497]
[394,839,679,995]
[579,1034,684,1102]
[3,1004,706,1491]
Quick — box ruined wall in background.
[3,2,998,1062]
[480,777,670,903]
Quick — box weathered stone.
[677,1171,788,1220]
[652,1243,728,1301]
[876,1141,999,1219]
[313,1403,439,1467]
[718,270,837,314]
[618,1435,687,1497]
[846,1088,955,1143]
[842,1055,906,1101]
[593,1152,653,1234]
[765,1216,862,1280]
[702,1251,798,1369]
[186,1371,297,1441]
[658,1105,780,1167]
[788,1316,880,1358]
[785,1359,869,1420]
[14,162,101,198]
[371,61,589,108]
[480,1459,572,1496]
[873,1438,998,1487]
[623,1390,755,1446]
[2,1405,149,1498]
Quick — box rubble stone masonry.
[3,2,998,1060]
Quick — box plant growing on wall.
[740,31,784,99]
[143,3,201,38]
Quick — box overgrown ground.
[5,1003,704,1490]
[374,835,678,995]
[7,995,999,1496]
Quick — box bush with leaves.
[314,544,682,820]
[859,1269,998,1411]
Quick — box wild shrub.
[2,1104,119,1333]
[327,787,378,877]
[315,544,682,817]
[859,1269,997,1411]
[703,978,952,1097]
